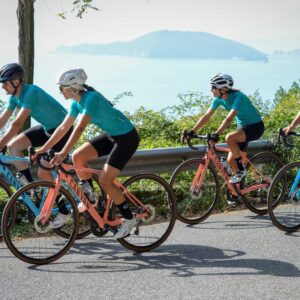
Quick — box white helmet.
[57,68,87,89]
[210,73,234,89]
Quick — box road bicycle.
[267,129,300,232]
[0,148,93,241]
[2,150,176,265]
[169,132,283,224]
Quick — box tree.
[17,0,35,130]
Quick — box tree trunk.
[17,0,34,130]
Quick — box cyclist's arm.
[0,107,30,147]
[286,111,300,133]
[59,114,91,155]
[215,109,237,134]
[192,108,215,132]
[38,115,75,153]
[0,109,13,130]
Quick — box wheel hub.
[34,215,53,233]
[141,204,155,223]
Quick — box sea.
[0,53,299,113]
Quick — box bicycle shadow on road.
[191,214,300,237]
[184,214,273,230]
[28,240,300,278]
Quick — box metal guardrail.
[0,140,274,180]
[87,139,274,176]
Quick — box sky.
[1,0,300,61]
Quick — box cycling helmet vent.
[210,73,234,89]
[57,68,87,89]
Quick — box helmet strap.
[10,79,23,96]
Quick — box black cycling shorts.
[23,125,73,152]
[89,128,139,171]
[238,121,265,151]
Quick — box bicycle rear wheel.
[117,174,176,252]
[2,181,79,265]
[268,162,300,232]
[169,158,219,224]
[0,178,14,242]
[242,152,283,215]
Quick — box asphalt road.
[0,209,299,300]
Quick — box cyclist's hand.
[283,126,292,136]
[50,151,67,166]
[32,148,45,162]
[180,129,195,144]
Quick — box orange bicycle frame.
[38,163,151,228]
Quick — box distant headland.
[56,30,268,62]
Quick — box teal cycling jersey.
[210,91,262,127]
[68,90,134,136]
[6,84,67,131]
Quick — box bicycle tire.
[2,181,79,265]
[117,174,176,252]
[242,152,283,215]
[268,161,300,232]
[169,158,220,224]
[0,178,14,242]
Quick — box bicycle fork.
[34,178,62,233]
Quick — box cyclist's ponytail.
[83,84,96,92]
[82,84,113,106]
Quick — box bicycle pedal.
[90,219,109,237]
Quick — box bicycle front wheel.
[170,158,219,224]
[0,178,14,242]
[268,162,300,232]
[117,174,176,252]
[2,181,79,265]
[242,152,283,215]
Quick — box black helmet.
[0,63,24,83]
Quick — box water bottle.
[220,157,232,175]
[79,181,97,204]
[16,172,29,187]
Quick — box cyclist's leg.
[99,129,139,206]
[72,141,99,180]
[7,132,32,170]
[227,121,265,183]
[226,129,246,173]
[76,134,134,216]
[94,129,139,237]
[7,126,44,184]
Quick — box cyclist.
[0,63,73,226]
[34,67,140,239]
[181,73,264,184]
[282,112,300,135]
